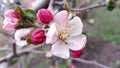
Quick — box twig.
[72,0,76,8]
[72,58,112,68]
[54,1,64,5]
[71,2,107,12]
[30,50,45,54]
[47,0,54,12]
[0,31,12,37]
[0,44,44,63]
[0,48,12,51]
[0,45,12,51]
[31,0,50,10]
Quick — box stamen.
[58,30,69,43]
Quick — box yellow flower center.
[58,30,69,44]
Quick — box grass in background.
[85,7,120,44]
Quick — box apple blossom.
[2,9,20,31]
[30,29,46,44]
[2,18,19,31]
[37,9,53,24]
[4,9,20,19]
[46,10,87,59]
[14,28,32,47]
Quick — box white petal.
[14,28,32,40]
[3,18,10,25]
[46,23,58,44]
[16,40,27,47]
[51,41,70,59]
[54,10,68,31]
[67,34,87,50]
[69,16,83,37]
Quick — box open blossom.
[30,29,46,44]
[2,18,19,31]
[14,28,32,47]
[4,9,20,19]
[37,9,53,24]
[2,9,20,31]
[46,10,87,59]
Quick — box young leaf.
[26,30,34,45]
[107,0,116,11]
[56,61,68,68]
[24,9,36,23]
[15,6,36,23]
[64,3,72,13]
[15,6,25,17]
[56,59,72,68]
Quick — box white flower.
[14,28,32,47]
[46,10,87,59]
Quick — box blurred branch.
[0,31,12,37]
[0,48,12,51]
[72,58,112,68]
[54,1,64,5]
[71,2,107,12]
[31,0,50,10]
[0,44,44,63]
[29,50,45,54]
[14,0,21,5]
[47,0,54,12]
[0,45,12,51]
[0,44,111,68]
[71,0,76,8]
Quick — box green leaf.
[44,25,50,33]
[15,6,25,17]
[56,61,68,68]
[26,30,34,45]
[56,59,72,68]
[24,9,36,23]
[107,0,116,11]
[15,6,36,23]
[82,32,87,36]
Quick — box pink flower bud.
[70,49,83,58]
[37,9,53,24]
[4,9,20,19]
[30,29,46,44]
